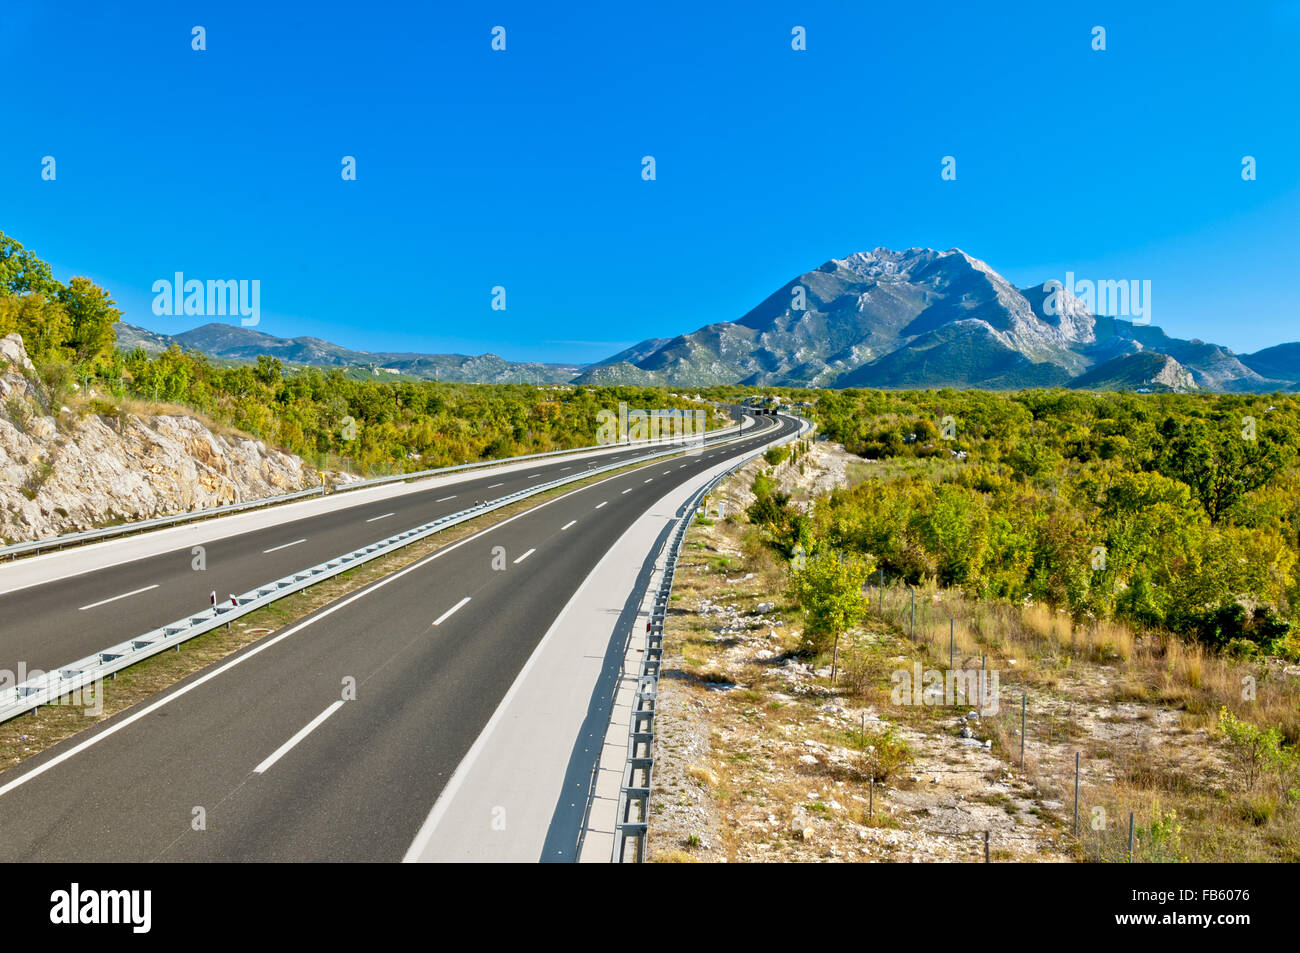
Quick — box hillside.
[1066,351,1198,393]
[0,333,317,543]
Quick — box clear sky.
[3,0,1298,363]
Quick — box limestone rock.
[0,334,319,544]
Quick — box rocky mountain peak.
[576,246,1297,393]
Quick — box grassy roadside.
[648,457,1072,862]
[0,449,701,775]
[878,583,1300,862]
[649,441,1300,863]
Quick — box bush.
[1218,706,1292,793]
[5,396,31,433]
[38,358,75,410]
[860,727,911,782]
[1191,602,1291,655]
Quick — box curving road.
[0,412,797,861]
[0,410,753,679]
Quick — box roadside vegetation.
[2,231,719,479]
[753,388,1300,659]
[654,439,1300,862]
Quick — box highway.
[0,412,796,861]
[0,411,753,680]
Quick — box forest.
[746,387,1300,657]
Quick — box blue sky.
[3,0,1298,362]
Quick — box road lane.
[0,414,796,861]
[0,411,763,678]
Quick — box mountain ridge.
[115,322,583,384]
[575,247,1297,393]
[117,247,1298,392]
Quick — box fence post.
[910,587,915,641]
[949,619,955,671]
[1020,694,1026,767]
[984,830,990,863]
[1128,812,1135,863]
[1073,752,1080,835]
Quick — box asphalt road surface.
[0,411,757,679]
[0,412,796,861]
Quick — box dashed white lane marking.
[436,495,457,502]
[366,512,395,523]
[254,701,346,774]
[595,501,607,509]
[432,596,472,626]
[622,488,633,494]
[0,464,646,803]
[561,520,577,531]
[513,548,535,564]
[78,584,159,611]
[263,538,308,554]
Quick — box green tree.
[0,293,71,363]
[0,232,58,297]
[55,276,120,364]
[1156,418,1292,524]
[787,548,873,681]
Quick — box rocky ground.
[646,439,1246,863]
[0,333,319,543]
[649,560,1073,862]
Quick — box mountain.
[1240,343,1300,383]
[1067,352,1197,393]
[576,247,1299,393]
[117,249,1297,393]
[114,322,582,384]
[114,321,182,355]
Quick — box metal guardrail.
[332,418,742,495]
[612,414,811,862]
[0,415,767,726]
[0,486,328,561]
[0,414,744,562]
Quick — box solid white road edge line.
[399,425,781,862]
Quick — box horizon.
[5,0,1300,363]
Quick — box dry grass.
[648,460,1074,863]
[874,583,1300,861]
